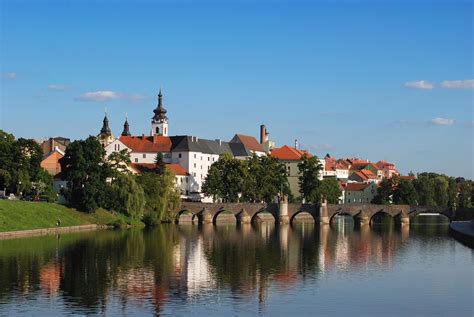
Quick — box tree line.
[373,173,472,207]
[59,136,180,224]
[202,153,342,203]
[0,130,55,201]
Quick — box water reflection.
[0,221,471,316]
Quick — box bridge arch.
[370,210,394,226]
[175,209,195,224]
[251,209,277,224]
[290,210,317,225]
[410,211,451,223]
[212,209,238,225]
[329,210,356,224]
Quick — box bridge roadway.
[175,202,457,226]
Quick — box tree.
[372,178,394,204]
[108,149,131,173]
[433,176,449,206]
[60,136,112,212]
[137,171,181,224]
[320,178,342,204]
[298,154,323,203]
[393,178,418,205]
[458,180,472,208]
[155,152,166,175]
[447,177,458,208]
[202,153,246,202]
[106,173,145,218]
[413,174,435,206]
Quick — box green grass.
[0,200,142,232]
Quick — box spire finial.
[105,107,108,116]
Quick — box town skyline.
[1,0,472,178]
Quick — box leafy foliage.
[320,178,342,204]
[298,154,323,203]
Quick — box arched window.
[156,127,160,134]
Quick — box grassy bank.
[0,200,142,232]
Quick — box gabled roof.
[343,182,371,191]
[376,160,396,169]
[271,145,312,161]
[170,136,235,155]
[42,147,65,161]
[119,135,172,153]
[230,134,264,153]
[129,163,188,176]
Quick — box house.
[350,162,383,181]
[323,155,349,179]
[343,182,377,204]
[348,170,379,183]
[40,137,70,155]
[40,147,68,193]
[375,160,399,179]
[270,145,313,200]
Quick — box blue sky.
[1,0,472,178]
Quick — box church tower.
[98,110,114,147]
[121,114,131,136]
[151,88,169,136]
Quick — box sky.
[0,0,473,178]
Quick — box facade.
[375,160,399,179]
[323,155,349,180]
[270,145,312,200]
[343,182,377,204]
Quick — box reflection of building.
[40,261,61,297]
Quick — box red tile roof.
[343,183,370,191]
[233,134,264,152]
[130,163,188,175]
[271,145,313,161]
[119,135,172,153]
[375,160,396,170]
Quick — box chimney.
[49,138,55,152]
[295,139,299,149]
[260,125,268,144]
[216,139,222,146]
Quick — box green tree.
[137,171,181,224]
[320,178,342,204]
[458,180,472,208]
[60,136,112,212]
[413,174,435,206]
[393,178,418,205]
[202,153,246,202]
[108,149,131,173]
[372,178,394,204]
[447,177,458,207]
[155,152,166,175]
[298,154,323,203]
[106,173,145,218]
[433,176,449,206]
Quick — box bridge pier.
[319,200,329,225]
[355,211,370,226]
[396,211,410,226]
[199,208,213,224]
[279,199,289,224]
[236,209,251,224]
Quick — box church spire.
[100,110,112,136]
[152,88,168,123]
[121,113,131,136]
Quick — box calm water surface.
[0,219,472,316]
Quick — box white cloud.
[404,80,433,90]
[2,72,17,80]
[430,117,454,126]
[440,80,474,89]
[75,90,122,102]
[75,90,148,102]
[48,84,70,90]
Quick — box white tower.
[151,88,169,136]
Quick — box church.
[98,89,272,201]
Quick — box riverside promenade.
[449,220,474,248]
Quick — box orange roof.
[376,160,396,169]
[233,134,264,152]
[119,135,172,153]
[343,183,370,191]
[271,145,313,161]
[130,163,188,175]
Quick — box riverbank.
[0,200,142,234]
[449,221,474,248]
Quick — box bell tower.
[98,109,114,147]
[151,88,169,136]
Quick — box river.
[0,217,472,316]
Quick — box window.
[186,178,188,183]
[201,165,202,170]
[118,144,120,151]
[201,156,203,160]
[135,158,138,163]
[143,154,146,158]
[164,127,167,135]
[347,199,351,203]
[156,127,160,134]
[194,154,197,158]
[194,163,196,168]
[178,153,182,158]
[208,157,210,161]
[193,172,196,177]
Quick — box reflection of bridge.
[176,202,459,226]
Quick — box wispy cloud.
[1,72,17,80]
[309,144,335,151]
[48,84,70,90]
[404,80,433,90]
[75,90,148,102]
[440,80,474,89]
[429,117,454,126]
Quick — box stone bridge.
[175,202,458,226]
